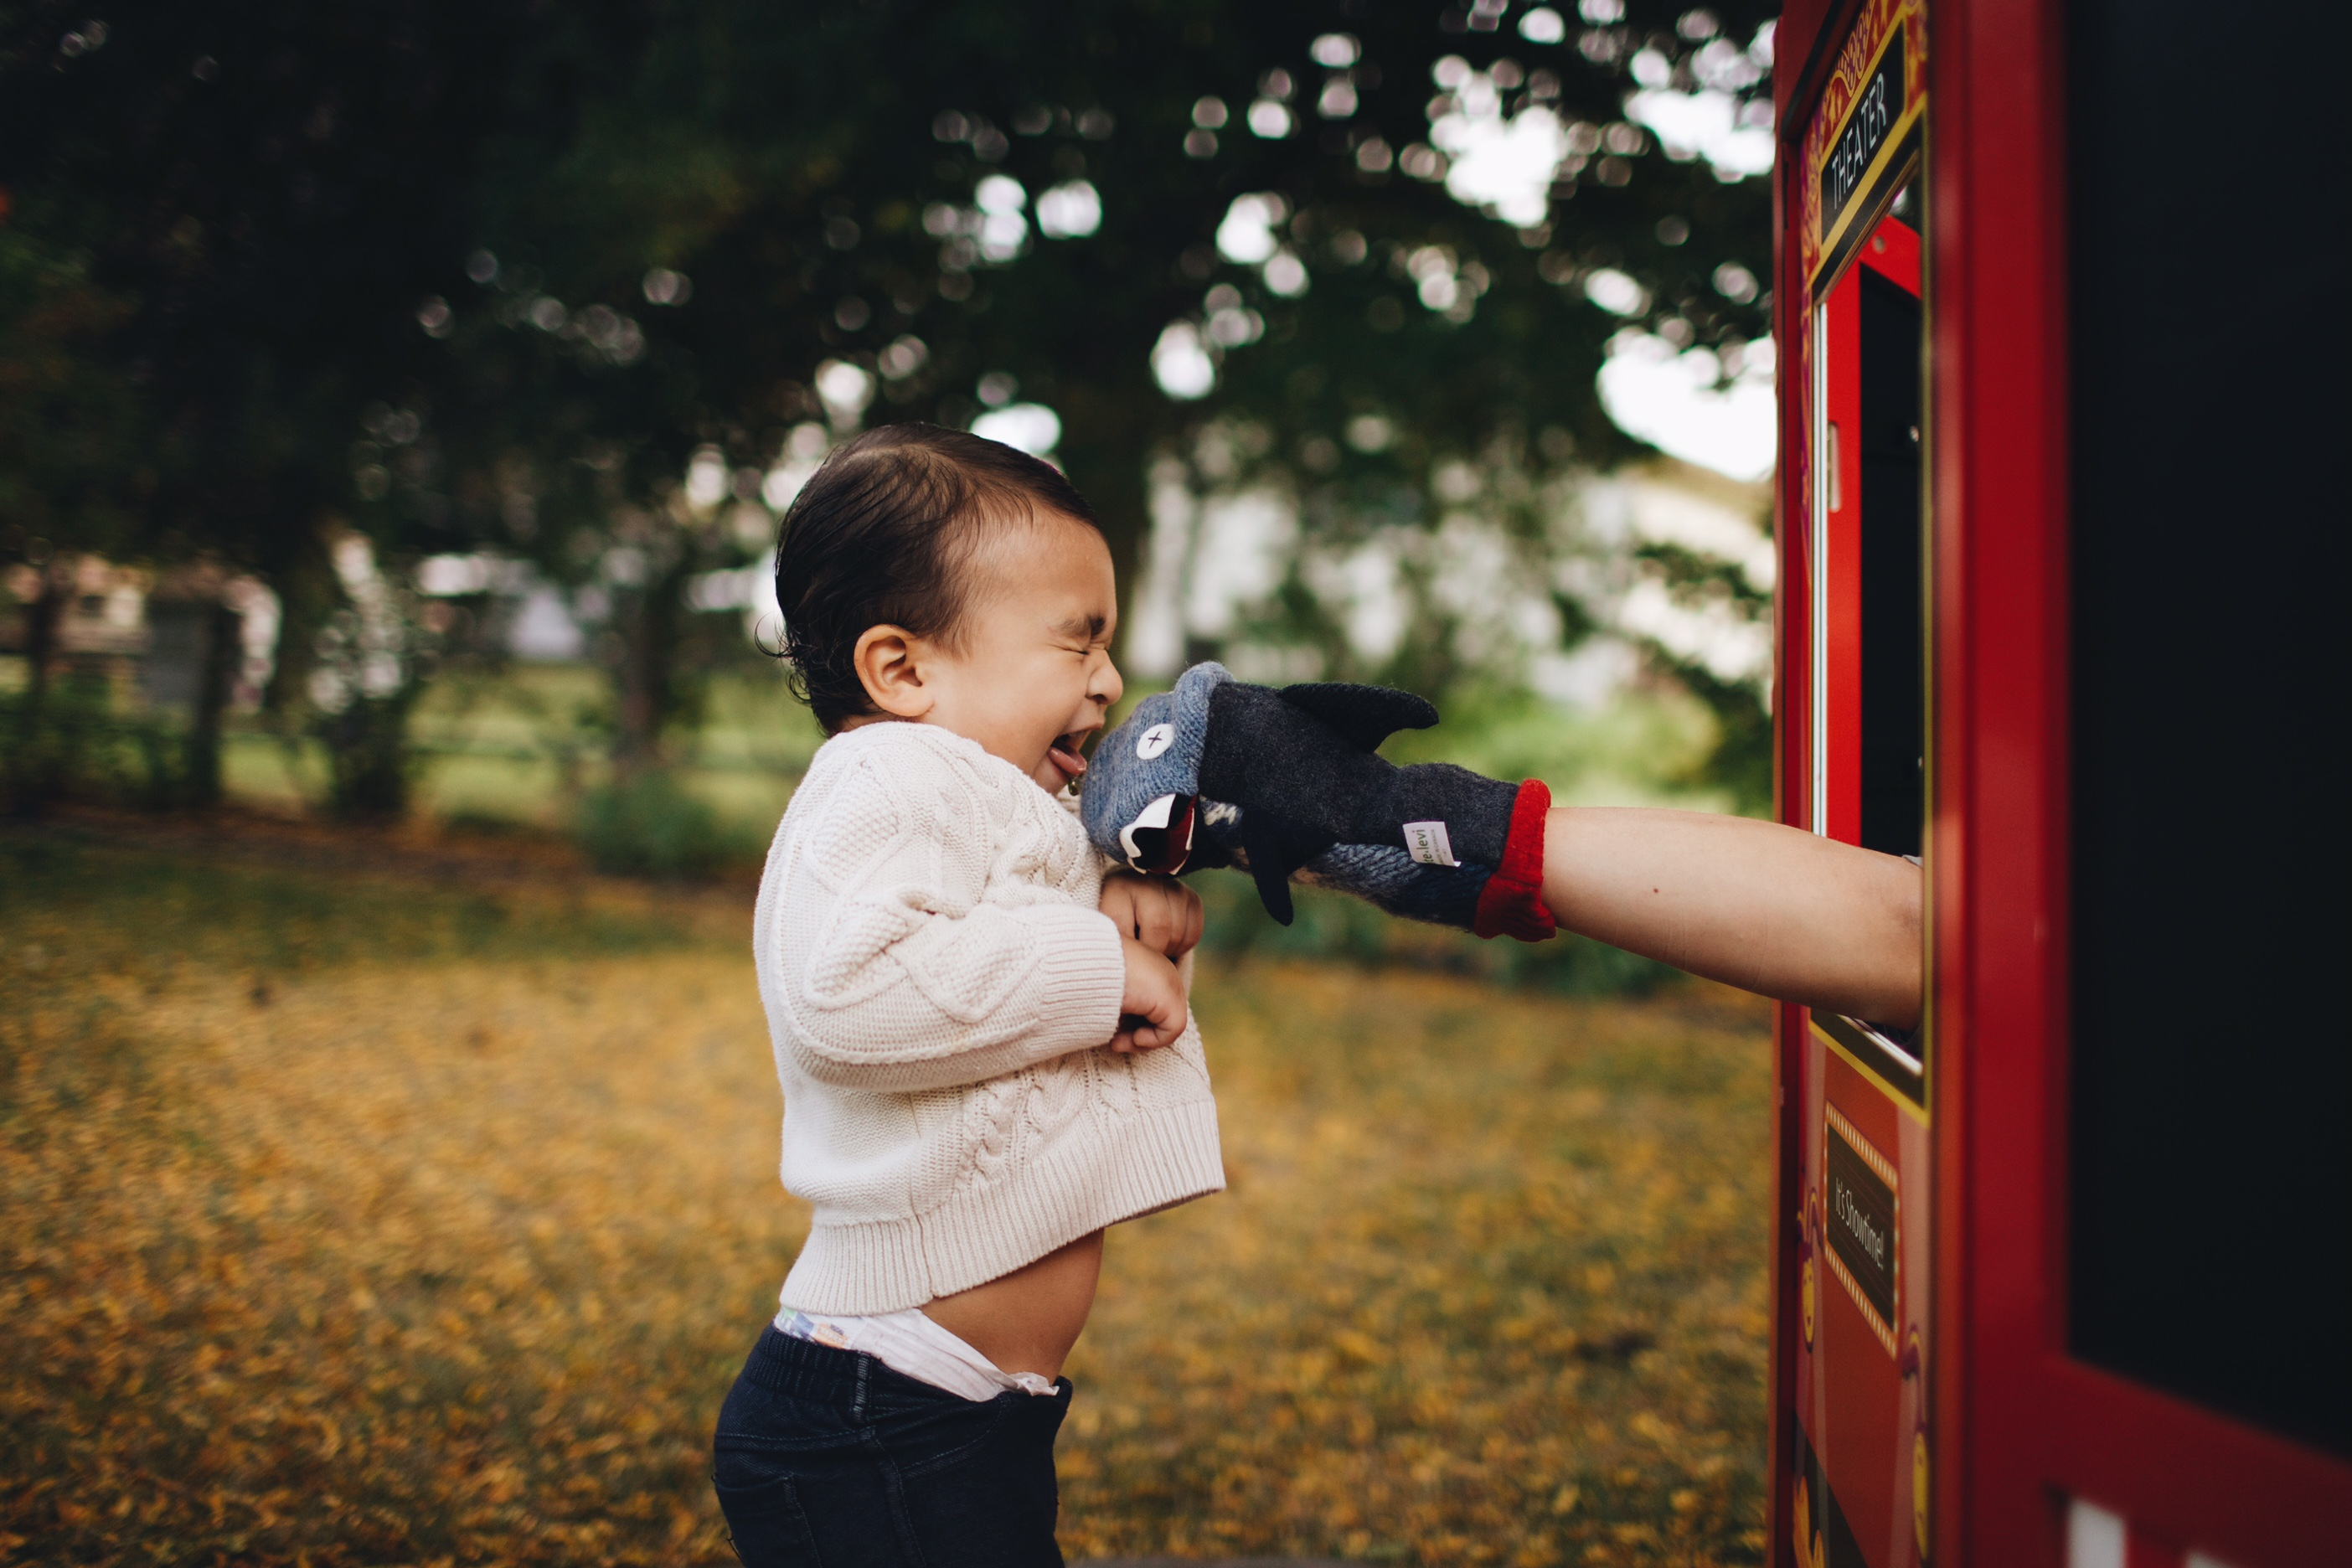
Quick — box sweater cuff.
[1028,905,1129,1052]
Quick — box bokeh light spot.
[970,402,1062,456]
[1310,33,1360,67]
[1519,7,1568,43]
[1152,322,1217,400]
[1035,180,1102,239]
[1248,100,1293,138]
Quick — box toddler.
[712,422,1929,1568]
[712,425,1219,1565]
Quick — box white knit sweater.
[754,720,1225,1315]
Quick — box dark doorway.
[1856,266,1923,859]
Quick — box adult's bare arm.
[1540,807,1922,1029]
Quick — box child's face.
[861,513,1124,793]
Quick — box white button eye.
[1135,722,1175,760]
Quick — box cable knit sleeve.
[765,740,1128,1094]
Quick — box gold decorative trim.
[1800,0,1930,292]
[1823,1104,1901,1354]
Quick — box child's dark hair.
[773,423,1103,732]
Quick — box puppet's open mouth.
[1117,792,1197,874]
[1048,732,1091,779]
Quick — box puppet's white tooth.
[1117,794,1181,867]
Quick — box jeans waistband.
[736,1323,966,1411]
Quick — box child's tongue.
[1050,735,1089,777]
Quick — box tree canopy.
[3,0,1780,793]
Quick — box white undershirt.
[774,1304,1059,1402]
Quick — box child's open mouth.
[1048,731,1091,781]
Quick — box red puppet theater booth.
[1765,0,2350,1563]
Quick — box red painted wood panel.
[1926,0,2072,1560]
[1819,261,1861,847]
[1767,7,1839,1561]
[1922,2,2352,1562]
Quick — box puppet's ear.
[1277,683,1440,752]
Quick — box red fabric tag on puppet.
[1472,779,1556,941]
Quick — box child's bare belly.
[920,1230,1103,1382]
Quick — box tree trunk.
[260,534,337,805]
[609,556,698,773]
[1056,385,1160,667]
[262,535,333,724]
[318,688,421,819]
[183,599,241,807]
[3,567,68,814]
[1088,456,1151,652]
[21,564,64,710]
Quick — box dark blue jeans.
[712,1326,1072,1567]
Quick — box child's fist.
[1099,871,1204,961]
[1111,937,1186,1053]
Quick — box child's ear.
[853,625,932,719]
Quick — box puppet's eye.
[1135,723,1175,760]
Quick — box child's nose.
[1094,654,1124,708]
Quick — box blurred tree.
[444,0,1777,761]
[0,222,139,710]
[0,1,540,809]
[3,0,1779,798]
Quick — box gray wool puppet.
[1080,662,1555,940]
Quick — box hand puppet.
[1080,662,1555,940]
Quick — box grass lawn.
[201,663,1740,852]
[217,666,823,840]
[0,819,1771,1566]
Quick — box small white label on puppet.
[1403,821,1457,867]
[1136,722,1175,760]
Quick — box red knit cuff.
[1473,780,1556,941]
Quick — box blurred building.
[2,556,278,715]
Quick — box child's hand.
[1111,936,1187,1053]
[1099,872,1205,961]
